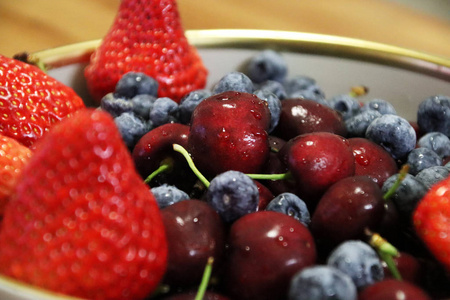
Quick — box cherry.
[163,290,230,300]
[273,98,347,140]
[278,132,355,204]
[160,200,226,288]
[132,123,195,191]
[187,91,271,177]
[358,279,432,300]
[310,176,385,248]
[382,251,423,284]
[254,180,274,211]
[348,137,398,188]
[222,211,316,300]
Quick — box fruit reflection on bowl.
[1,29,450,300]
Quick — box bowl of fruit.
[1,1,450,300]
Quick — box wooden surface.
[0,0,449,59]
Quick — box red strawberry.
[0,108,167,300]
[84,0,208,103]
[0,134,32,215]
[0,54,85,147]
[413,176,450,271]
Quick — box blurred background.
[0,0,449,58]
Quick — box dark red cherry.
[358,279,431,300]
[163,291,230,300]
[222,211,316,300]
[188,91,271,177]
[348,137,398,188]
[273,98,347,140]
[279,132,355,204]
[382,251,423,285]
[254,180,274,211]
[160,200,226,287]
[311,176,385,247]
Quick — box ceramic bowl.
[1,29,450,300]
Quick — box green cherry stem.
[383,164,409,201]
[246,172,292,181]
[144,158,174,184]
[195,257,214,300]
[366,229,402,280]
[173,143,210,188]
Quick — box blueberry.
[361,98,397,115]
[283,75,316,96]
[265,193,310,226]
[327,240,384,290]
[289,84,327,105]
[382,173,427,218]
[345,110,382,137]
[151,184,190,209]
[254,89,281,133]
[178,89,212,124]
[114,112,151,149]
[417,95,450,137]
[114,72,159,99]
[256,80,288,100]
[149,97,179,127]
[245,50,288,83]
[100,93,133,118]
[365,114,416,160]
[329,94,361,120]
[288,265,357,300]
[131,94,157,120]
[415,166,449,190]
[418,132,450,158]
[206,171,259,223]
[212,71,254,94]
[406,147,442,176]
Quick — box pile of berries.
[1,0,449,299]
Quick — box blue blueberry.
[212,71,254,94]
[345,110,382,137]
[245,50,288,83]
[382,173,428,218]
[446,161,450,171]
[256,80,288,100]
[327,240,384,290]
[100,93,133,118]
[365,114,416,160]
[151,184,190,209]
[417,95,450,137]
[329,94,361,120]
[265,192,310,226]
[289,84,327,105]
[114,112,151,149]
[418,132,450,159]
[131,94,157,120]
[178,89,212,124]
[283,75,316,96]
[115,72,159,99]
[288,265,357,300]
[149,97,179,127]
[361,98,397,115]
[206,171,259,223]
[415,166,449,190]
[406,147,442,176]
[254,89,281,133]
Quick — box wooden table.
[0,0,449,59]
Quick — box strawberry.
[0,108,167,300]
[0,54,85,147]
[84,0,208,103]
[413,176,450,271]
[0,134,32,215]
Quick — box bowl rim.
[31,29,450,82]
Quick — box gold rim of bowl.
[31,29,450,82]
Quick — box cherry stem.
[173,144,210,188]
[246,172,292,181]
[144,158,174,184]
[195,257,214,300]
[383,164,409,201]
[366,229,402,280]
